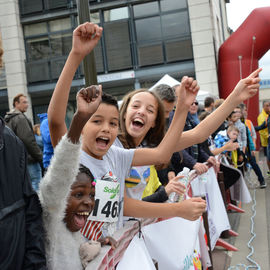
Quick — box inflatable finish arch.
[218,7,270,125]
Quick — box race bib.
[89,179,120,223]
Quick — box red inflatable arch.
[218,7,270,126]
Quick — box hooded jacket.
[4,108,43,164]
[38,113,54,169]
[0,117,47,269]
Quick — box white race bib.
[89,180,120,223]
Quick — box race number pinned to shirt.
[89,179,120,223]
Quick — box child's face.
[229,113,238,123]
[233,108,242,120]
[82,103,119,159]
[124,92,158,145]
[228,130,239,141]
[64,173,95,232]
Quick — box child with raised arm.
[48,22,262,241]
[39,87,117,269]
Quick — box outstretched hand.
[165,175,186,196]
[232,68,262,102]
[72,22,103,59]
[76,85,102,120]
[225,140,239,151]
[175,76,200,109]
[177,197,206,221]
[98,236,118,250]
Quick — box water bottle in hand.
[168,167,190,203]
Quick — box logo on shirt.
[104,184,120,199]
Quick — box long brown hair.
[118,89,165,149]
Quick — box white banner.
[191,167,231,249]
[116,234,156,270]
[142,217,201,270]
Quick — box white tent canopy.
[118,74,217,108]
[149,74,217,104]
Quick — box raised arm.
[67,86,101,143]
[124,190,206,221]
[48,22,103,147]
[254,121,266,131]
[39,87,101,210]
[178,68,262,149]
[132,76,199,166]
[211,140,239,156]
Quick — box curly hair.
[78,164,95,184]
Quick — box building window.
[133,0,192,67]
[20,0,70,16]
[135,16,162,42]
[104,7,129,22]
[133,2,159,17]
[50,33,72,57]
[20,0,43,15]
[49,17,71,31]
[161,11,190,38]
[23,0,192,84]
[104,20,132,71]
[26,61,50,82]
[24,17,73,83]
[165,39,193,62]
[90,12,100,24]
[47,0,68,10]
[160,0,187,12]
[24,22,48,36]
[26,37,50,61]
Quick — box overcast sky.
[226,0,270,79]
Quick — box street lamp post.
[77,0,98,86]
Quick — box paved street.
[212,154,270,270]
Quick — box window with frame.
[24,17,73,82]
[20,0,70,16]
[103,7,132,71]
[133,0,192,67]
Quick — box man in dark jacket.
[0,117,47,269]
[4,93,43,190]
[170,100,216,175]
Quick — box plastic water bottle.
[168,167,190,203]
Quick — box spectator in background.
[5,94,43,191]
[240,104,257,148]
[153,84,176,130]
[212,98,226,139]
[239,104,266,188]
[33,124,43,151]
[170,98,216,175]
[38,113,54,173]
[204,96,215,113]
[0,46,3,67]
[0,47,47,270]
[214,98,225,109]
[153,84,177,184]
[189,100,200,125]
[257,100,270,176]
[232,106,247,153]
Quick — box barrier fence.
[86,165,251,269]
